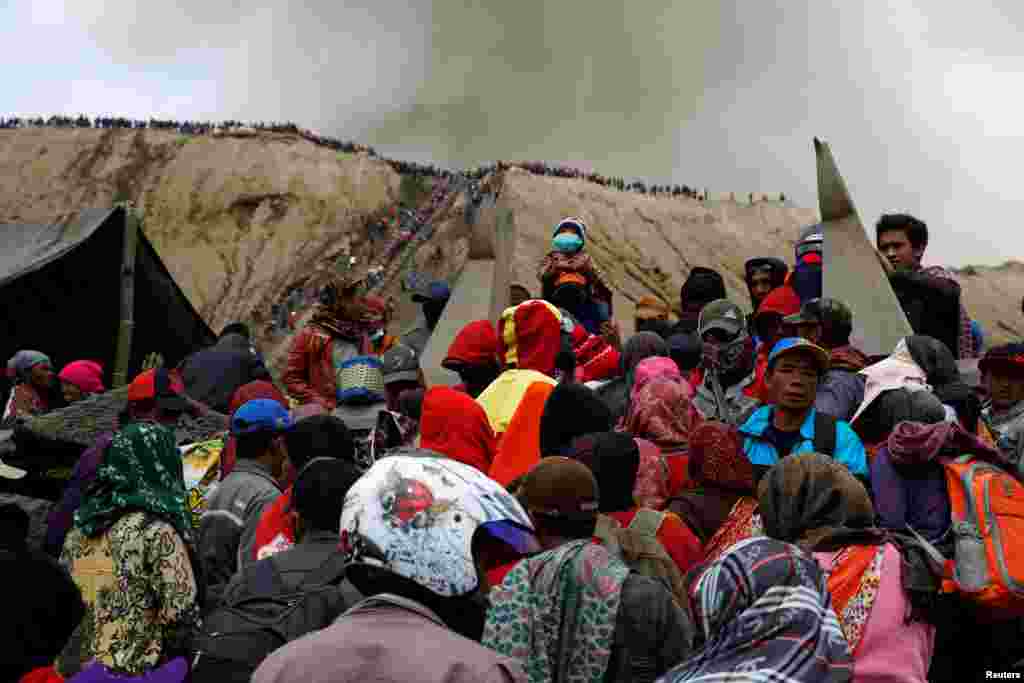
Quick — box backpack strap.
[298,551,351,590]
[812,411,838,456]
[628,508,666,536]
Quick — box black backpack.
[192,551,354,682]
[811,411,838,456]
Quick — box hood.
[539,382,612,456]
[680,267,726,308]
[420,386,497,474]
[498,300,563,374]
[829,346,870,373]
[444,320,499,368]
[216,333,251,352]
[755,285,801,317]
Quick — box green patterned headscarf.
[75,422,192,542]
[483,539,629,683]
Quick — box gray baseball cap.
[698,299,746,338]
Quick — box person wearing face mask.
[363,295,398,357]
[538,217,613,335]
[690,300,761,426]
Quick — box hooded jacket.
[443,320,499,369]
[476,301,561,434]
[814,346,870,422]
[181,334,270,413]
[420,387,498,473]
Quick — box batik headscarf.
[483,539,630,683]
[670,421,756,546]
[619,377,697,453]
[310,274,372,341]
[74,422,192,542]
[630,356,685,401]
[633,438,671,509]
[757,452,876,551]
[6,350,51,383]
[660,537,853,683]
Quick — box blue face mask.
[553,233,583,254]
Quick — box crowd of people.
[1,115,791,203]
[4,209,1024,683]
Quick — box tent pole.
[113,208,139,388]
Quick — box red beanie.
[58,360,105,394]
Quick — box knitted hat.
[336,356,386,404]
[680,267,726,306]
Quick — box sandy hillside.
[0,127,1019,361]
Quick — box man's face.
[767,352,819,412]
[878,229,923,271]
[749,271,774,305]
[985,370,1024,413]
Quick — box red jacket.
[283,324,369,409]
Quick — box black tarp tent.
[0,207,216,396]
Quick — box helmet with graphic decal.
[340,452,539,636]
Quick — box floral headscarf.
[619,376,697,453]
[7,350,51,383]
[483,539,629,683]
[630,356,685,402]
[633,438,671,509]
[661,537,853,682]
[74,422,192,542]
[686,421,753,493]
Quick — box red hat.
[58,360,106,394]
[127,368,189,411]
[756,285,801,318]
[443,320,499,369]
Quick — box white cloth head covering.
[851,339,932,423]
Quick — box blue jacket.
[739,405,868,478]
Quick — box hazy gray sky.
[2,1,1022,266]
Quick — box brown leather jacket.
[283,324,368,410]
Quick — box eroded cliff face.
[1,127,1019,359]
[0,127,400,332]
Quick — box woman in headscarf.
[3,350,53,424]
[595,332,668,422]
[420,386,497,473]
[853,336,980,448]
[219,380,289,480]
[57,360,105,404]
[570,432,702,575]
[57,417,200,676]
[283,274,373,410]
[668,421,761,564]
[659,537,853,683]
[759,454,936,683]
[619,374,698,496]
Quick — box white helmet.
[340,452,537,597]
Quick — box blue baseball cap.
[412,280,451,303]
[231,399,294,436]
[767,337,830,373]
